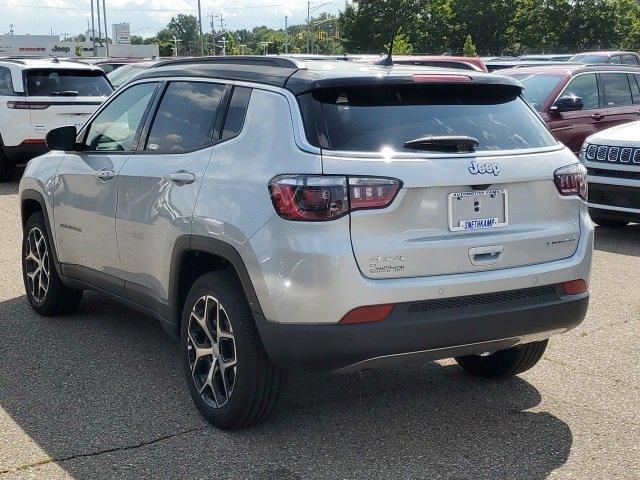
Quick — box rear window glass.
[305,84,557,152]
[0,66,13,95]
[25,69,112,97]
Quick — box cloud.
[2,0,342,36]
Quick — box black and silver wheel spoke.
[24,227,50,303]
[187,294,237,408]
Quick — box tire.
[181,270,284,429]
[455,340,548,379]
[0,149,16,182]
[590,215,628,229]
[22,212,83,316]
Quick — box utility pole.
[284,16,288,54]
[197,0,204,55]
[96,0,102,53]
[171,35,181,56]
[207,13,215,55]
[219,36,228,56]
[307,1,310,54]
[102,0,109,57]
[90,0,96,56]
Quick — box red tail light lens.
[349,177,402,211]
[339,303,395,324]
[554,164,588,200]
[269,175,402,221]
[268,176,349,221]
[7,101,51,110]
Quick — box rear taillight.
[268,175,401,221]
[7,101,50,110]
[554,164,587,201]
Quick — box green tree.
[385,33,414,54]
[463,34,477,56]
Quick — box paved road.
[0,179,638,479]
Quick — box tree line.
[132,0,640,57]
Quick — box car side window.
[0,66,13,95]
[145,81,225,152]
[221,87,252,140]
[628,74,640,104]
[601,73,633,107]
[83,82,158,152]
[610,55,622,64]
[561,74,599,110]
[623,55,639,65]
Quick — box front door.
[54,81,159,280]
[547,72,603,153]
[116,80,227,304]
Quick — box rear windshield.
[503,73,564,111]
[25,69,112,97]
[302,83,557,152]
[570,54,608,64]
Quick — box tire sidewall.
[22,213,53,311]
[180,271,259,427]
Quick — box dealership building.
[0,27,158,58]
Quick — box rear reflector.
[339,304,395,325]
[22,139,46,145]
[413,74,472,83]
[562,279,587,295]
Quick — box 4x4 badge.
[469,160,501,176]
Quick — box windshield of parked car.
[503,73,564,111]
[107,64,149,88]
[25,69,112,96]
[302,83,557,152]
[569,54,608,63]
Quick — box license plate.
[448,189,508,232]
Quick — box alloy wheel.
[187,294,237,408]
[24,227,50,303]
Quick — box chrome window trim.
[552,70,640,110]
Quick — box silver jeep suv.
[19,57,593,429]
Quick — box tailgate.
[323,149,581,279]
[28,96,104,133]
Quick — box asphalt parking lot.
[0,178,638,480]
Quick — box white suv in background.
[0,57,112,181]
[581,121,640,227]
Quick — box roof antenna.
[377,17,398,67]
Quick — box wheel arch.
[169,235,264,336]
[20,189,63,276]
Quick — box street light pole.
[197,0,204,55]
[102,0,109,57]
[90,0,96,56]
[284,16,288,54]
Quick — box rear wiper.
[404,135,480,153]
[50,90,79,96]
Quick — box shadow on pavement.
[593,223,640,256]
[0,292,572,479]
[0,179,19,196]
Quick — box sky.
[0,0,345,38]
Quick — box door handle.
[591,113,605,121]
[95,169,115,181]
[169,171,196,185]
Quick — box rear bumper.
[2,143,49,165]
[256,286,589,372]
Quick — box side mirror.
[45,126,77,151]
[550,95,584,113]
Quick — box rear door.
[54,81,159,284]
[306,81,581,279]
[23,68,112,139]
[547,72,603,152]
[600,72,640,131]
[116,80,228,304]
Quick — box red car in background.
[502,64,640,152]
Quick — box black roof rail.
[151,55,304,70]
